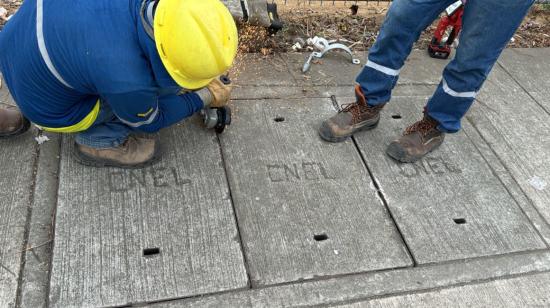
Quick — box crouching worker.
[0,0,238,168]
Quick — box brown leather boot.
[0,106,30,138]
[386,114,445,163]
[73,135,160,168]
[319,85,385,142]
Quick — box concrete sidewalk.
[1,48,550,308]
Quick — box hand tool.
[428,1,464,60]
[201,75,232,134]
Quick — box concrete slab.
[498,48,550,112]
[153,250,550,308]
[342,271,550,308]
[232,83,436,101]
[232,53,297,86]
[219,98,412,287]
[0,75,16,107]
[48,118,248,307]
[349,95,546,264]
[461,119,550,245]
[467,65,550,234]
[19,132,60,308]
[232,51,442,100]
[2,49,549,307]
[231,53,312,100]
[282,52,364,87]
[398,50,449,85]
[0,77,37,308]
[281,50,447,87]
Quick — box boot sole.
[72,140,162,169]
[0,118,31,139]
[319,119,379,143]
[386,139,443,163]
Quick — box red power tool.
[428,1,464,59]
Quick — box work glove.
[196,77,232,108]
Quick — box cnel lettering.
[108,166,191,192]
[267,162,336,183]
[397,156,462,178]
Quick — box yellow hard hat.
[154,0,238,90]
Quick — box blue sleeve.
[104,90,204,133]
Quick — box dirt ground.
[238,3,550,54]
[1,1,549,54]
[0,0,20,28]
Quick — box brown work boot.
[0,106,30,138]
[386,114,445,163]
[73,135,160,168]
[319,85,385,142]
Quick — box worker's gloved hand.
[208,77,232,108]
[196,77,232,108]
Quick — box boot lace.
[404,116,438,136]
[340,102,382,123]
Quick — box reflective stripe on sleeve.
[36,0,74,89]
[146,1,155,25]
[117,107,159,128]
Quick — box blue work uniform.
[355,0,534,132]
[0,0,204,144]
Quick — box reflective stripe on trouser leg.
[426,81,476,133]
[355,0,456,106]
[427,0,535,133]
[365,60,400,77]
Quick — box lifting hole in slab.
[453,218,467,225]
[392,114,402,119]
[314,233,329,241]
[274,117,285,122]
[143,248,160,256]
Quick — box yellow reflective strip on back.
[40,100,100,133]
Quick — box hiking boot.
[73,135,160,169]
[386,114,445,163]
[0,106,30,138]
[319,85,385,143]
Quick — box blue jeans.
[356,0,534,132]
[75,102,131,148]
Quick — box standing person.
[0,0,237,168]
[319,0,534,163]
